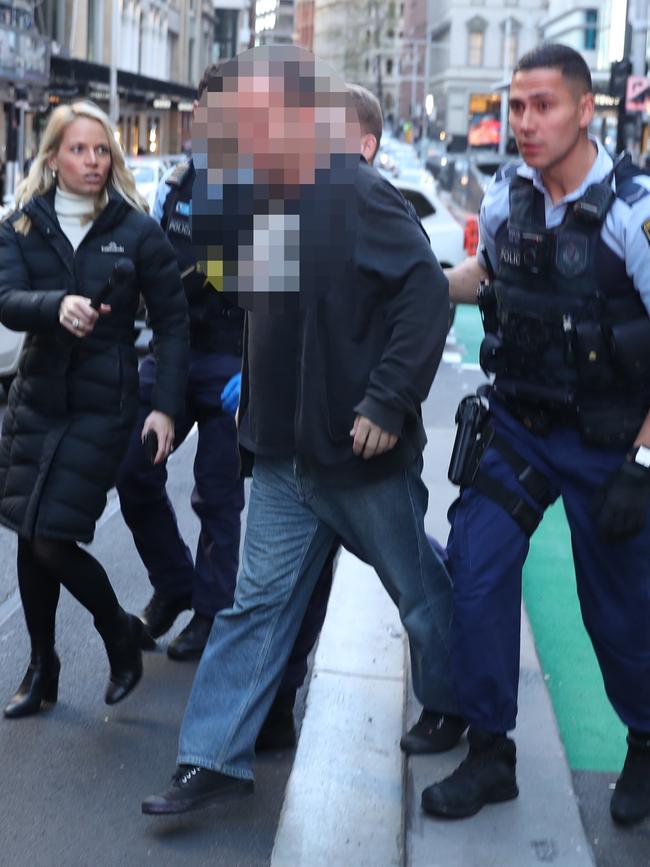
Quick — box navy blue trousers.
[117,350,244,618]
[447,396,650,734]
[116,349,334,691]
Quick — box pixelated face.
[194,55,359,187]
[192,45,360,310]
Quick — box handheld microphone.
[90,257,135,310]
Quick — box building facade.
[0,0,50,196]
[255,0,294,44]
[293,0,314,49]
[425,0,546,149]
[313,0,404,122]
[48,0,252,157]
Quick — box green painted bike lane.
[452,307,625,773]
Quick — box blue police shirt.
[477,137,650,315]
[151,164,177,224]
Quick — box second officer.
[116,63,245,661]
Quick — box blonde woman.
[0,101,189,718]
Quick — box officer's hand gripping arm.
[444,256,488,306]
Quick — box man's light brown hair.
[346,83,383,149]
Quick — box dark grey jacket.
[237,158,449,482]
[0,187,189,541]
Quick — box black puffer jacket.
[0,186,189,542]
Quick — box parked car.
[390,171,465,267]
[125,156,172,211]
[434,150,512,214]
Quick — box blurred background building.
[0,0,646,199]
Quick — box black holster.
[449,391,553,537]
[448,394,492,487]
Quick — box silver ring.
[72,317,80,329]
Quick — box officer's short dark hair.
[514,43,592,94]
[197,62,225,100]
[346,83,383,149]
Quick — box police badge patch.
[555,232,589,278]
[643,218,650,246]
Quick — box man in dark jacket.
[143,46,462,815]
[118,64,337,751]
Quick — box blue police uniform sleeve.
[618,180,650,316]
[151,165,175,224]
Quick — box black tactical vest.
[162,160,244,354]
[482,155,650,446]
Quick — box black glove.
[592,460,650,543]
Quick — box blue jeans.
[178,455,458,779]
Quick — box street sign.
[626,75,650,111]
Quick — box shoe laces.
[416,711,445,734]
[174,765,202,787]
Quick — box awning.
[50,56,196,102]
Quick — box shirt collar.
[516,136,613,205]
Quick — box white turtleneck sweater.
[55,187,95,251]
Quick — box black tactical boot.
[4,650,60,719]
[400,709,467,754]
[142,765,254,815]
[167,613,213,661]
[421,727,518,819]
[140,591,192,640]
[256,688,297,752]
[610,731,650,826]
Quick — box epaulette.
[166,159,192,188]
[494,160,522,183]
[615,177,650,206]
[613,153,650,206]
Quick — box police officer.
[423,44,650,826]
[116,64,245,661]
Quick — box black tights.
[17,537,121,653]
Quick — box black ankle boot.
[166,613,213,662]
[610,731,650,826]
[256,689,297,752]
[140,591,192,640]
[421,727,518,819]
[102,613,154,705]
[4,651,61,719]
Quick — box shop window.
[468,31,484,67]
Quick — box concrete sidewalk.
[271,549,594,867]
[272,422,596,867]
